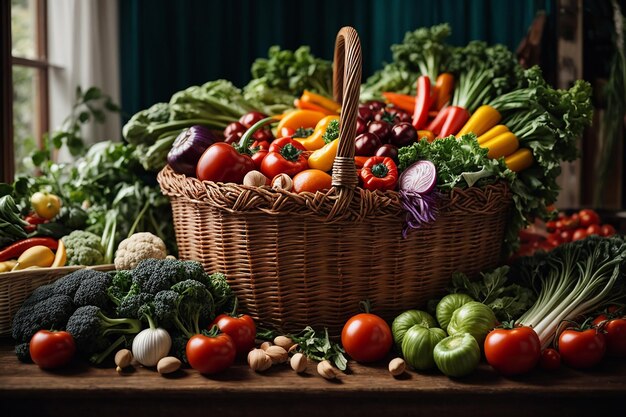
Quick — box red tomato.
[586,224,601,236]
[341,313,392,363]
[484,326,541,375]
[211,314,256,357]
[260,137,308,178]
[196,143,256,183]
[558,328,606,369]
[572,228,588,241]
[561,214,579,230]
[540,348,561,371]
[546,232,563,247]
[29,330,76,369]
[186,333,236,374]
[600,224,616,237]
[545,220,557,233]
[578,209,600,227]
[593,316,626,358]
[560,230,573,243]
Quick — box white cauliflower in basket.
[114,232,167,270]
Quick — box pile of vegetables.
[387,235,626,378]
[13,258,237,369]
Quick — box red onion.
[398,160,438,237]
[167,126,216,176]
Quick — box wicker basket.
[0,265,114,336]
[158,27,512,334]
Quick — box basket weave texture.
[0,265,114,335]
[158,27,512,334]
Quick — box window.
[2,0,49,181]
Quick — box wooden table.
[0,338,624,417]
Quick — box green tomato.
[436,293,474,331]
[447,301,497,345]
[401,325,447,371]
[433,333,480,377]
[392,310,437,347]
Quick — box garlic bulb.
[132,327,172,367]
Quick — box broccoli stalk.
[65,305,142,364]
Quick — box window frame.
[2,0,49,183]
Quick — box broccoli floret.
[62,230,105,266]
[21,284,55,307]
[73,271,113,309]
[181,261,209,284]
[65,305,141,363]
[54,269,104,297]
[207,272,235,314]
[169,331,189,364]
[131,258,187,294]
[116,292,154,320]
[107,270,133,306]
[15,342,32,363]
[12,294,75,343]
[152,280,214,338]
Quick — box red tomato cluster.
[515,209,617,258]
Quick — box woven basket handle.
[331,27,362,190]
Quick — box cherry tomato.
[572,228,588,241]
[578,209,600,227]
[560,214,579,230]
[239,111,267,128]
[560,230,573,243]
[546,232,563,248]
[341,313,392,363]
[558,328,606,369]
[484,326,541,375]
[186,333,236,374]
[600,224,616,237]
[586,224,601,236]
[545,220,557,233]
[224,122,247,137]
[292,169,332,193]
[211,314,256,357]
[540,348,561,371]
[29,330,76,369]
[593,315,626,358]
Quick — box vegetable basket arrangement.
[158,27,512,333]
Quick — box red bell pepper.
[261,137,308,179]
[438,106,470,138]
[412,75,432,131]
[360,156,398,192]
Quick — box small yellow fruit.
[12,246,55,271]
[30,192,62,220]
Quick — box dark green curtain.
[119,0,553,120]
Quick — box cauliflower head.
[62,230,105,266]
[114,232,167,270]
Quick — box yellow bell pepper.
[308,139,340,172]
[276,110,326,138]
[295,115,340,151]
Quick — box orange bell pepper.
[294,115,340,151]
[276,110,326,138]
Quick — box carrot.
[435,73,454,110]
[381,92,415,113]
[301,90,341,113]
[294,99,337,116]
[417,130,435,142]
[438,106,470,138]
